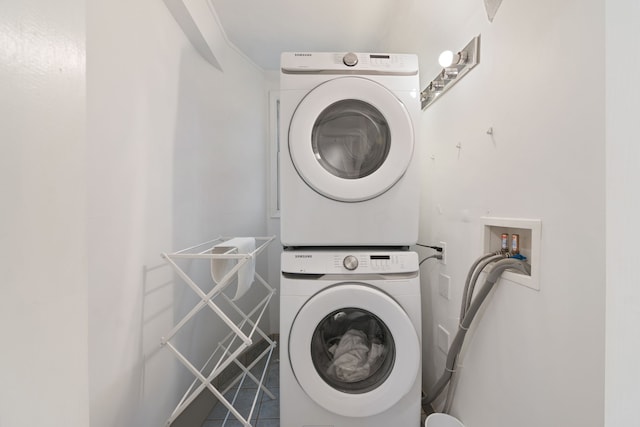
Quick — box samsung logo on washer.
[294,53,312,56]
[294,255,312,258]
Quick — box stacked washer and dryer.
[279,52,423,427]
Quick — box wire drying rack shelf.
[160,236,277,427]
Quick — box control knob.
[343,52,358,67]
[343,255,359,271]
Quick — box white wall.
[382,1,605,426]
[87,0,269,426]
[605,1,640,425]
[0,0,89,426]
[264,70,283,334]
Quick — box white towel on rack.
[210,237,256,301]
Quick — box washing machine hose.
[459,252,503,319]
[422,258,531,406]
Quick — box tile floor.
[202,356,280,427]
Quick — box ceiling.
[209,0,409,70]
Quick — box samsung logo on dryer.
[294,53,312,56]
[294,255,312,258]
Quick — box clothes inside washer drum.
[326,329,384,382]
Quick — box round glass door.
[310,308,395,394]
[312,100,391,180]
[288,283,420,417]
[289,77,415,202]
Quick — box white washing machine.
[279,52,421,247]
[280,249,421,427]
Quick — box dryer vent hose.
[422,258,531,406]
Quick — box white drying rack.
[160,236,277,427]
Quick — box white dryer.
[280,249,421,427]
[279,52,421,247]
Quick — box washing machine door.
[288,77,415,202]
[288,283,420,417]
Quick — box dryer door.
[288,283,420,417]
[288,77,415,202]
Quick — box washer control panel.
[281,250,418,274]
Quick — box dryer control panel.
[280,52,419,76]
[281,250,419,274]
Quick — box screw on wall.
[486,126,496,147]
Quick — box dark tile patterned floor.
[202,357,279,427]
